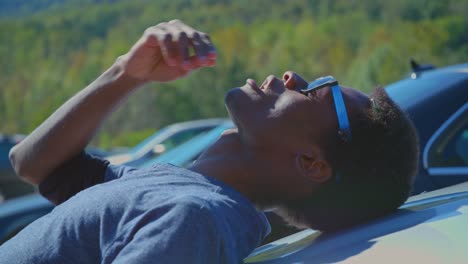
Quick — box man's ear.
[296,153,333,183]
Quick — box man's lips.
[246,75,280,92]
[246,78,259,90]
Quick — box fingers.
[192,32,217,66]
[143,20,217,70]
[173,21,217,66]
[143,24,176,65]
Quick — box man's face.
[224,71,370,153]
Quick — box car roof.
[245,181,468,263]
[132,118,228,148]
[385,63,468,145]
[105,118,229,165]
[386,63,468,110]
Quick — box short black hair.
[277,87,419,231]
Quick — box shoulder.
[164,195,219,220]
[103,196,226,264]
[105,193,262,263]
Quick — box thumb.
[144,34,160,47]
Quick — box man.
[1,20,418,263]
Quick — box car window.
[426,103,468,168]
[130,125,216,158]
[159,127,212,153]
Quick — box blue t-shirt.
[0,163,270,263]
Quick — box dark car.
[0,134,34,201]
[385,62,468,194]
[0,134,109,201]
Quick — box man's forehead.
[341,86,371,113]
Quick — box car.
[0,194,53,245]
[106,118,228,166]
[385,62,468,194]
[85,146,111,158]
[0,134,23,171]
[0,133,110,202]
[244,181,468,263]
[139,119,235,168]
[0,134,34,201]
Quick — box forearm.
[9,61,146,184]
[10,20,216,185]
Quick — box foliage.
[0,0,467,148]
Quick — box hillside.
[1,0,467,148]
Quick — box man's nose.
[283,71,309,90]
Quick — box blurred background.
[1,0,467,148]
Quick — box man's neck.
[189,129,271,208]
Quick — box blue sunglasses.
[300,76,352,142]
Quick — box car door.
[424,103,468,188]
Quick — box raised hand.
[119,19,217,83]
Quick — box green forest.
[1,0,467,149]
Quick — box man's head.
[224,71,419,231]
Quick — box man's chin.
[224,86,242,104]
[224,87,247,132]
[224,87,243,116]
[224,84,257,109]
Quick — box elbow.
[9,145,21,175]
[9,146,40,185]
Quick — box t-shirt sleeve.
[105,201,240,264]
[38,151,110,205]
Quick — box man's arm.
[9,20,216,185]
